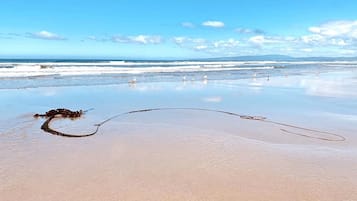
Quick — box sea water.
[1,59,356,89]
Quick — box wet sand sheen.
[1,111,357,201]
[1,71,357,201]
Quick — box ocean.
[0,59,356,89]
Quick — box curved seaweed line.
[265,119,346,141]
[280,128,345,141]
[41,116,100,138]
[38,107,346,141]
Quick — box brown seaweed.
[34,108,99,138]
[34,107,346,141]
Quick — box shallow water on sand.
[0,70,357,201]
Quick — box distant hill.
[204,55,294,61]
[1,55,357,62]
[200,55,357,62]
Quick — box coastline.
[1,68,357,200]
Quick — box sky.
[1,0,357,59]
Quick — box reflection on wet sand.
[31,107,346,142]
[1,69,357,201]
[1,111,357,201]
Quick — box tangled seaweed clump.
[33,108,98,138]
[33,107,345,141]
[34,108,83,118]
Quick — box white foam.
[0,62,278,78]
[3,60,357,78]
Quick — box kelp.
[34,108,345,141]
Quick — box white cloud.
[301,48,313,52]
[191,38,206,43]
[130,35,161,44]
[302,33,350,46]
[202,20,225,28]
[248,35,278,45]
[235,28,265,34]
[301,20,357,47]
[308,27,321,33]
[213,38,240,48]
[301,34,325,44]
[172,36,244,56]
[86,36,108,42]
[194,45,208,50]
[172,31,356,57]
[29,31,66,40]
[112,35,162,44]
[173,37,187,45]
[173,37,206,46]
[308,20,357,38]
[173,36,241,55]
[249,35,265,45]
[330,38,347,46]
[181,22,195,28]
[82,19,357,57]
[237,20,357,54]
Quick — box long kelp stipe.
[33,108,346,141]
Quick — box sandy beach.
[1,69,357,201]
[3,0,357,200]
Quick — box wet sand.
[1,71,357,201]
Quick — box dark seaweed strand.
[36,108,346,141]
[41,116,100,138]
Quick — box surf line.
[33,108,346,141]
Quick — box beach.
[1,61,357,200]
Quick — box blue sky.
[1,0,357,59]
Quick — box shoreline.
[1,69,357,200]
